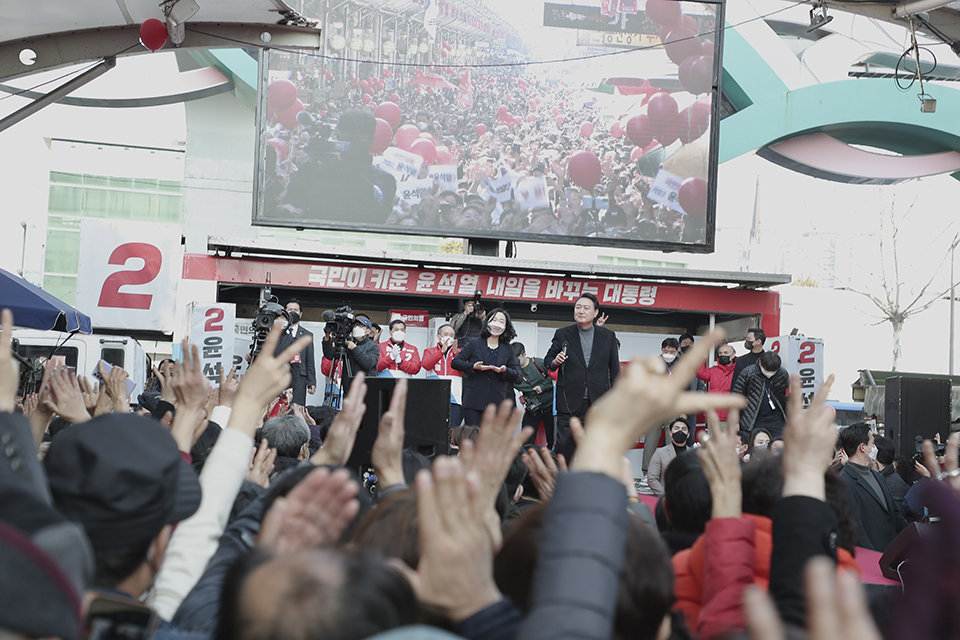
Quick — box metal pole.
[951,237,956,375]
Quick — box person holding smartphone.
[452,308,521,428]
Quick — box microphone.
[559,341,568,366]
[321,310,336,322]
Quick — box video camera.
[913,436,948,465]
[468,290,484,317]
[250,298,289,359]
[322,305,356,352]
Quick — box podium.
[345,377,452,473]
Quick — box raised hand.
[77,376,99,417]
[45,367,91,425]
[0,309,17,413]
[782,373,836,501]
[257,466,361,554]
[521,445,565,502]
[99,361,131,414]
[170,341,212,453]
[311,373,367,467]
[152,363,175,404]
[923,432,960,494]
[698,410,742,518]
[458,400,533,511]
[246,439,277,489]
[371,379,407,488]
[218,365,240,408]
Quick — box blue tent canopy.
[0,268,92,334]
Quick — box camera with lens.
[322,305,356,352]
[913,436,947,465]
[468,290,484,317]
[250,299,289,359]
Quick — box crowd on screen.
[5,287,960,640]
[260,66,706,244]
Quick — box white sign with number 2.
[76,220,181,333]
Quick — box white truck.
[13,329,151,401]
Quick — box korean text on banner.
[187,303,237,384]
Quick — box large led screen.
[253,0,723,252]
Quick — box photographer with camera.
[512,342,555,448]
[377,320,421,377]
[452,295,486,342]
[321,312,378,397]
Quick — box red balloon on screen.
[626,114,655,148]
[701,40,714,56]
[410,138,437,164]
[420,132,437,144]
[139,19,168,52]
[580,121,594,137]
[266,138,288,163]
[436,145,452,164]
[556,115,565,126]
[319,110,327,117]
[663,27,702,65]
[441,49,449,57]
[476,123,487,135]
[390,93,400,103]
[497,105,508,119]
[678,177,707,216]
[676,106,708,144]
[278,99,304,129]
[374,102,402,128]
[552,107,560,116]
[690,56,713,94]
[359,80,370,92]
[395,124,421,151]
[568,151,602,190]
[527,113,537,123]
[372,118,394,154]
[645,0,681,27]
[647,92,678,129]
[267,80,298,113]
[610,122,624,138]
[630,146,643,162]
[528,99,537,110]
[361,93,372,104]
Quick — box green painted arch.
[719,78,960,166]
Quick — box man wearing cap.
[322,316,379,396]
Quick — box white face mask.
[868,445,878,461]
[488,323,506,336]
[760,367,776,378]
[392,330,406,343]
[440,335,455,347]
[662,353,677,363]
[352,327,366,339]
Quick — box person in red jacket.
[696,343,737,430]
[377,319,421,376]
[421,323,463,427]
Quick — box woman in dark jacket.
[452,308,521,427]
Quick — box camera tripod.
[323,342,353,409]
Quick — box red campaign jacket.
[696,361,737,420]
[672,514,861,640]
[320,357,343,379]
[377,340,421,375]
[421,346,462,377]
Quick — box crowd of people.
[6,293,960,640]
[260,62,709,245]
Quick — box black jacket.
[840,462,909,551]
[322,335,379,378]
[880,464,911,514]
[731,350,763,391]
[731,363,788,430]
[452,337,521,411]
[276,324,316,387]
[543,324,620,414]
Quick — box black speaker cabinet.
[345,377,451,474]
[884,377,951,458]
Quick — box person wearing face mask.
[646,419,690,497]
[696,343,738,431]
[377,319,421,377]
[730,328,766,392]
[731,350,789,438]
[452,308,522,427]
[321,316,379,397]
[276,299,317,406]
[421,324,463,428]
[839,422,908,551]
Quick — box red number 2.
[205,308,225,331]
[98,243,162,310]
[769,341,780,354]
[799,341,815,364]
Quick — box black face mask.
[718,355,732,365]
[680,345,691,354]
[672,430,688,445]
[288,312,301,325]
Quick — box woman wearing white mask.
[731,350,789,438]
[452,308,522,428]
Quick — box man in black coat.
[875,434,910,515]
[839,422,908,551]
[544,293,620,460]
[731,327,766,391]
[276,299,316,406]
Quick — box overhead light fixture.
[162,0,200,45]
[806,3,833,33]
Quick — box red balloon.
[266,138,288,163]
[361,93,372,104]
[528,99,537,110]
[567,151,602,190]
[527,113,537,123]
[278,99,304,129]
[630,146,643,162]
[419,132,437,144]
[556,115,565,126]
[410,138,437,164]
[370,118,393,154]
[442,40,450,49]
[139,19,168,52]
[610,122,624,138]
[436,145,452,164]
[497,105,508,120]
[319,109,327,117]
[441,49,449,57]
[267,80,298,113]
[552,107,560,116]
[701,40,715,56]
[374,102,402,128]
[359,80,370,92]
[677,102,710,144]
[390,93,400,103]
[395,124,421,151]
[690,56,713,94]
[663,27,702,65]
[678,177,707,217]
[645,0,681,27]
[647,92,679,137]
[626,114,655,148]
[580,121,594,138]
[476,123,487,135]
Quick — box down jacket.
[672,514,860,640]
[695,361,737,420]
[730,364,789,431]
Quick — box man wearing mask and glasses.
[731,350,789,439]
[322,316,379,396]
